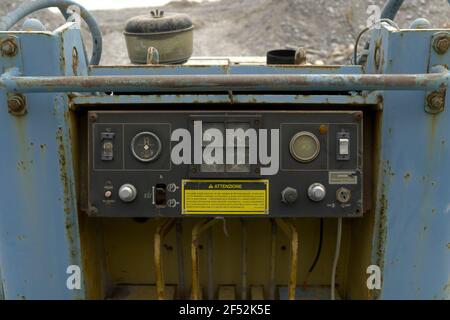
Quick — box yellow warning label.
[182,180,269,215]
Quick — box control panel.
[87,111,363,218]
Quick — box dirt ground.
[1,0,449,65]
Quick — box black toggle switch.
[155,184,166,206]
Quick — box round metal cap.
[124,10,193,34]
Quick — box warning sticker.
[182,180,269,215]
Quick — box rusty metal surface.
[274,218,298,300]
[269,220,277,300]
[0,24,87,299]
[70,93,381,107]
[190,218,219,300]
[0,12,449,300]
[368,24,450,300]
[154,218,176,300]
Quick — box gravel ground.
[1,0,449,65]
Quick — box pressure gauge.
[131,131,162,162]
[289,131,320,163]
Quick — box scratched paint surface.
[0,26,85,299]
[370,27,450,299]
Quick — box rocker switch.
[101,132,115,161]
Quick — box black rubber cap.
[266,49,296,65]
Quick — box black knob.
[281,187,298,204]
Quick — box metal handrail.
[0,71,448,93]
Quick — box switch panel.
[87,111,363,218]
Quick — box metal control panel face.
[87,111,363,218]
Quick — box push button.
[118,184,137,202]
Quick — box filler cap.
[124,9,193,34]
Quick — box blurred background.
[1,0,449,65]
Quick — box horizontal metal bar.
[1,72,448,93]
[70,93,381,106]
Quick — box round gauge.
[289,131,320,163]
[131,131,162,162]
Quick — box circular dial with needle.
[131,131,162,162]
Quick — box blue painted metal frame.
[0,23,86,299]
[367,26,450,299]
[0,20,449,299]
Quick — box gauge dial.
[289,131,320,162]
[131,131,162,162]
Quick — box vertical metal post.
[269,219,277,300]
[207,228,214,300]
[191,218,219,300]
[241,219,248,300]
[275,218,299,300]
[175,219,185,299]
[154,218,176,300]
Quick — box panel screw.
[353,112,362,120]
[0,37,18,57]
[89,112,98,122]
[426,91,445,112]
[88,206,98,216]
[7,93,26,116]
[433,34,450,54]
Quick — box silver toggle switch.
[307,183,326,202]
[118,183,137,202]
[339,138,349,155]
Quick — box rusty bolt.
[0,38,18,57]
[426,91,445,112]
[7,93,27,115]
[433,34,450,55]
[88,206,98,216]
